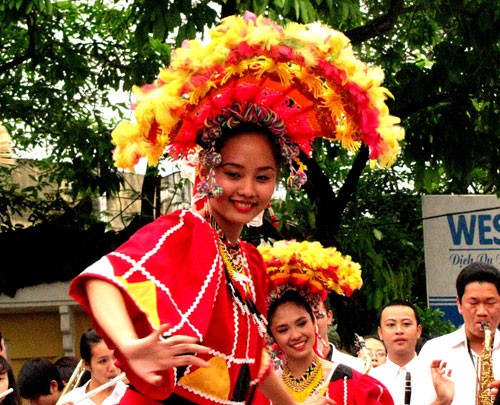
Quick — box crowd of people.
[2,9,498,405]
[4,259,500,405]
[4,257,500,405]
[1,328,126,405]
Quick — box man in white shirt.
[411,262,500,405]
[371,300,422,405]
[315,297,364,372]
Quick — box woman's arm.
[85,278,210,388]
[85,278,137,347]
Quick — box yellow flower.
[258,240,363,297]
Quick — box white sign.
[422,195,500,326]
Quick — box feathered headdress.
[257,240,362,308]
[111,11,404,193]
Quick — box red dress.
[70,209,271,404]
[325,364,394,405]
[253,363,394,405]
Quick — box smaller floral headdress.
[257,239,362,309]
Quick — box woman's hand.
[118,324,211,386]
[302,395,336,405]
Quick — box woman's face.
[0,371,8,403]
[207,131,278,242]
[269,302,316,362]
[86,340,120,387]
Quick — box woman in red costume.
[267,289,394,404]
[256,240,394,404]
[69,10,403,405]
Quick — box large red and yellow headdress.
[111,11,404,191]
[257,240,362,308]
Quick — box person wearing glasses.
[359,337,388,368]
[315,298,364,371]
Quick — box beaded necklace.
[281,355,328,403]
[218,238,251,295]
[214,224,268,337]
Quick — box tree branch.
[346,0,406,44]
[337,145,369,209]
[0,13,37,74]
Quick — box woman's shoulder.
[329,364,392,393]
[116,209,213,249]
[141,209,208,232]
[329,362,354,381]
[326,363,393,404]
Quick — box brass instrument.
[476,321,495,405]
[56,359,87,405]
[354,333,372,374]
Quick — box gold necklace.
[282,356,326,403]
[218,239,251,294]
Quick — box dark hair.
[377,299,421,325]
[323,295,332,312]
[18,358,63,399]
[80,328,103,363]
[456,262,500,302]
[0,356,21,405]
[217,123,285,168]
[54,356,80,384]
[267,289,315,339]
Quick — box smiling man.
[370,300,422,405]
[410,262,500,405]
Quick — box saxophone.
[354,333,372,374]
[476,321,495,405]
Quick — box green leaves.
[417,306,456,339]
[1,0,52,14]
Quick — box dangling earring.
[202,199,210,219]
[191,168,211,220]
[267,203,279,228]
[197,149,223,198]
[269,341,285,370]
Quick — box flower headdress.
[257,240,362,309]
[112,11,404,194]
